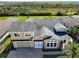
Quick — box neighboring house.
[0,18,19,43]
[9,17,73,49]
[0,18,19,51]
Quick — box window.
[46,42,57,48]
[14,33,20,37]
[26,34,31,36]
[63,40,66,43]
[54,43,57,47]
[50,43,53,47]
[47,43,50,47]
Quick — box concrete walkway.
[43,51,64,55]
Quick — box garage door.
[34,42,43,48]
[13,41,32,48]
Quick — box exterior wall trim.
[12,40,32,41]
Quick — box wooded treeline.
[0,2,79,16]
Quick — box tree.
[67,26,79,41]
[64,42,79,58]
[56,12,64,16]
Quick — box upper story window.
[26,34,31,36]
[63,40,66,43]
[14,33,20,37]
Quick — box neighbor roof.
[71,15,79,18]
[60,16,79,28]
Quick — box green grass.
[0,16,27,21]
[0,17,8,20]
[29,16,62,19]
[0,35,11,58]
[0,35,11,54]
[0,16,63,21]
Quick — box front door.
[35,42,43,48]
[59,41,63,49]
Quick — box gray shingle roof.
[10,16,79,37]
[54,22,68,30]
[27,18,58,30]
[57,16,79,28]
[71,15,79,18]
[9,21,36,32]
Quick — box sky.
[0,0,79,2]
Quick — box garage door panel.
[14,41,32,48]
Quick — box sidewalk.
[43,51,64,55]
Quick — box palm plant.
[75,47,79,57]
[64,42,79,58]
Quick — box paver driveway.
[7,47,42,58]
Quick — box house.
[9,17,73,49]
[2,16,79,52]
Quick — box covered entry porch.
[43,35,71,49]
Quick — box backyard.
[0,16,63,21]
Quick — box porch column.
[62,43,66,49]
[13,42,17,48]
